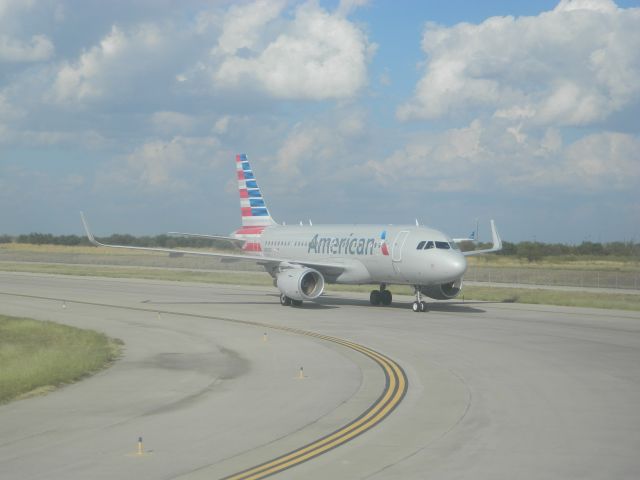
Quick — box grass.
[3,243,638,271]
[0,262,271,285]
[326,283,640,311]
[1,261,638,311]
[460,286,640,311]
[467,254,639,272]
[0,315,123,404]
[1,244,639,312]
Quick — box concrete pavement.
[1,272,639,479]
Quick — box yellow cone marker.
[298,366,305,380]
[126,436,152,457]
[263,332,268,342]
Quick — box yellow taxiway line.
[222,327,407,480]
[1,291,409,480]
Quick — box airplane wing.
[462,220,502,256]
[167,232,245,249]
[80,213,346,275]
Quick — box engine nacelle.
[420,277,463,300]
[276,268,325,301]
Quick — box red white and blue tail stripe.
[234,153,276,252]
[236,153,276,227]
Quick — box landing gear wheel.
[380,290,392,306]
[291,299,303,307]
[280,294,292,306]
[370,290,381,306]
[412,286,428,312]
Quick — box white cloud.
[398,0,640,127]
[365,121,639,194]
[50,24,176,104]
[213,115,230,134]
[364,120,486,191]
[0,1,54,63]
[563,132,640,189]
[213,0,286,56]
[246,107,372,193]
[493,105,535,121]
[555,0,618,13]
[0,167,85,202]
[127,139,189,189]
[538,127,563,154]
[336,0,370,17]
[52,26,129,102]
[151,111,195,134]
[0,115,105,148]
[98,136,219,192]
[0,92,24,121]
[212,1,373,100]
[0,34,53,62]
[273,124,315,180]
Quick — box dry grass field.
[1,243,638,311]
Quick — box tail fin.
[236,154,277,227]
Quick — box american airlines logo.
[307,231,389,256]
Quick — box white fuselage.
[247,224,467,286]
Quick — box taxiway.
[1,271,639,479]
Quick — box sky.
[1,0,639,243]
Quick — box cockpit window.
[417,241,426,250]
[424,241,434,249]
[435,241,450,249]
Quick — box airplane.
[81,153,502,312]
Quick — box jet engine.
[276,267,325,301]
[420,277,463,300]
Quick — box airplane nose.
[450,254,467,278]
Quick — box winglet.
[489,219,502,252]
[80,212,101,247]
[462,219,503,256]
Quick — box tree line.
[0,233,233,250]
[458,240,639,261]
[1,233,638,261]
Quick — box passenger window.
[417,241,426,250]
[424,241,434,249]
[435,241,450,249]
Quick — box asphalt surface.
[1,271,639,479]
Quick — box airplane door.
[391,230,410,263]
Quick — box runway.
[1,272,639,479]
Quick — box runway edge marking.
[0,291,409,480]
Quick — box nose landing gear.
[412,286,427,312]
[369,285,392,306]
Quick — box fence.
[466,266,640,290]
[2,247,639,290]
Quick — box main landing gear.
[369,285,392,306]
[412,286,428,313]
[280,294,302,307]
